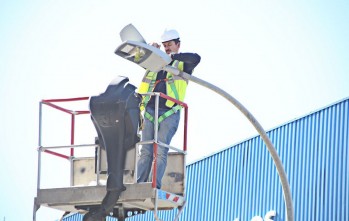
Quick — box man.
[137,29,201,189]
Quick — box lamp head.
[115,40,171,72]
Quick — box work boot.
[83,190,122,221]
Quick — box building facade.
[63,97,349,221]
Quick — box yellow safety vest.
[138,60,188,124]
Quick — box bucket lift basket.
[33,83,189,221]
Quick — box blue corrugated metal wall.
[64,98,349,221]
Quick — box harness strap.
[143,78,169,103]
[167,75,179,100]
[158,105,182,123]
[142,64,181,125]
[144,105,182,125]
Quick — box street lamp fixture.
[115,24,294,221]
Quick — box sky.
[0,0,349,220]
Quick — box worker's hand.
[150,42,161,49]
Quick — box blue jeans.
[137,107,180,188]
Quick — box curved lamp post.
[164,66,294,221]
[115,36,294,221]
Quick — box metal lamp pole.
[114,36,294,221]
[163,65,294,221]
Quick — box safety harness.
[142,61,184,126]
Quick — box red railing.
[148,92,188,189]
[39,94,188,190]
[40,97,90,159]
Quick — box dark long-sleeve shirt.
[147,52,201,110]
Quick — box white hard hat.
[161,29,180,42]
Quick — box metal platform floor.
[34,182,185,214]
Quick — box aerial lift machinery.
[33,25,188,221]
[34,24,293,221]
